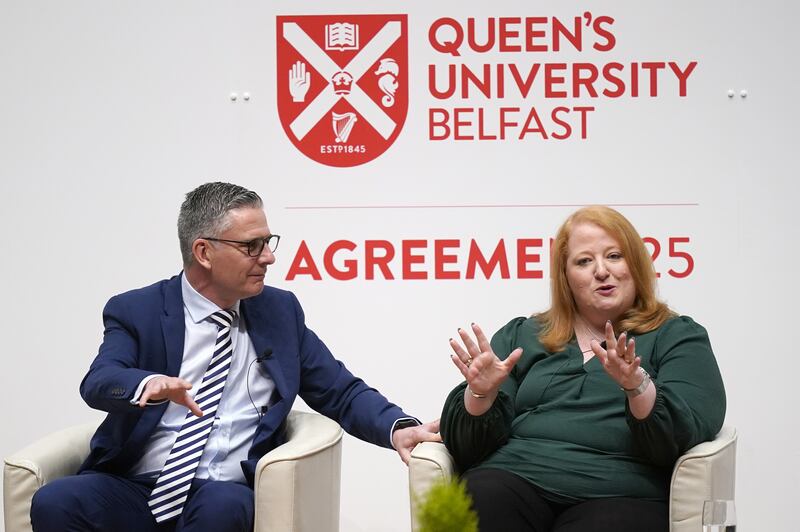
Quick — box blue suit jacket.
[78,274,409,485]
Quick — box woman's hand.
[591,321,643,390]
[449,323,523,400]
[592,321,656,419]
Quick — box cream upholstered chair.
[3,410,343,532]
[409,425,737,532]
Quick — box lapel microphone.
[256,348,273,363]
[248,348,273,420]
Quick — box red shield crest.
[277,14,408,167]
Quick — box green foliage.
[415,478,479,532]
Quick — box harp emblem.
[332,112,358,143]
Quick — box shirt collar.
[181,272,241,325]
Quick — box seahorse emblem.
[374,58,399,108]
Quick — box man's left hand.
[392,419,442,464]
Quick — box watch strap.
[621,367,651,397]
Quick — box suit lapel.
[241,299,289,401]
[161,274,185,377]
[120,275,185,462]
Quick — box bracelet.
[467,386,488,399]
[621,368,651,397]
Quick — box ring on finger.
[466,356,473,367]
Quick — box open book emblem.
[325,23,359,51]
[277,14,408,167]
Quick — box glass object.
[702,500,736,532]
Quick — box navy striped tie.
[148,309,236,523]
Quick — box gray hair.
[178,182,262,265]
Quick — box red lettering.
[573,63,599,97]
[453,108,473,140]
[517,239,543,279]
[574,106,594,139]
[429,108,450,140]
[498,17,522,52]
[461,64,492,98]
[592,16,616,52]
[478,107,497,140]
[544,63,567,98]
[525,17,548,51]
[467,17,495,53]
[428,17,462,56]
[552,16,582,52]
[285,240,322,281]
[550,107,572,140]
[466,239,510,279]
[365,240,395,280]
[508,63,540,98]
[519,106,548,140]
[402,240,427,280]
[667,237,694,278]
[641,62,666,97]
[282,236,693,282]
[602,63,625,97]
[429,64,455,99]
[669,61,697,97]
[434,240,461,279]
[323,240,357,280]
[499,107,519,140]
[495,63,505,98]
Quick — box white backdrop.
[1,1,798,531]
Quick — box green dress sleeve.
[439,318,526,472]
[626,316,727,467]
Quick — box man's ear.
[192,239,213,270]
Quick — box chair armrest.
[253,411,343,532]
[3,423,96,532]
[408,442,456,532]
[670,425,737,532]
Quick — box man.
[31,182,440,531]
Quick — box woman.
[442,206,725,532]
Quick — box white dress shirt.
[128,273,276,483]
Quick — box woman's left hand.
[592,321,643,390]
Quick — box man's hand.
[138,376,203,417]
[391,419,442,465]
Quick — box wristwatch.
[392,418,420,432]
[621,367,651,397]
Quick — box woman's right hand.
[450,323,523,402]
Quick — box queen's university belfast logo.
[277,15,409,167]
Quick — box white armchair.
[409,426,737,532]
[3,410,343,532]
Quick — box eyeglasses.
[202,234,281,257]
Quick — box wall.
[1,1,798,530]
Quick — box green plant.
[415,478,479,532]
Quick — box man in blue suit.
[31,182,440,531]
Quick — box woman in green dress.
[443,206,725,532]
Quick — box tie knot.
[210,309,235,329]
